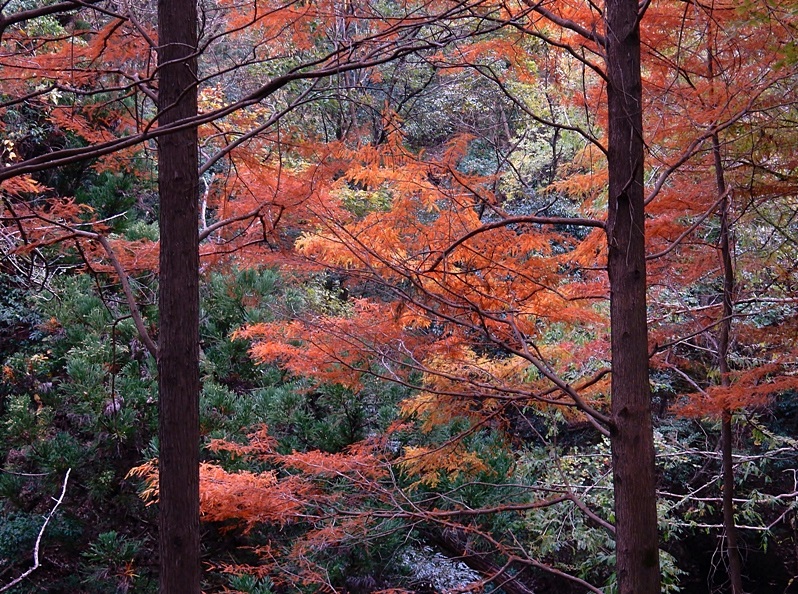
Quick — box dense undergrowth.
[1,256,797,592]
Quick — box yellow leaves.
[398,348,529,436]
[198,86,227,112]
[1,138,17,163]
[295,232,358,268]
[399,444,489,489]
[399,392,456,433]
[126,459,159,505]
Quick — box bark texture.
[604,1,662,593]
[157,1,200,592]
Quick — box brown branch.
[427,527,604,594]
[20,212,158,357]
[566,493,615,534]
[0,0,103,40]
[646,189,729,260]
[524,1,606,47]
[422,215,605,273]
[414,496,571,518]
[95,236,158,357]
[426,530,537,594]
[507,315,612,431]
[198,82,318,176]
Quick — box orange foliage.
[678,365,798,418]
[400,443,490,489]
[133,426,390,525]
[7,1,798,588]
[130,425,410,589]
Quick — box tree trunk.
[713,130,745,594]
[157,1,201,592]
[604,1,662,593]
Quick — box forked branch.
[0,469,71,593]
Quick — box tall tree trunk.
[157,0,200,592]
[712,130,745,594]
[604,1,661,593]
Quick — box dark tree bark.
[604,1,661,593]
[156,1,201,592]
[712,129,745,594]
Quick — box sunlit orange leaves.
[199,464,306,532]
[237,299,419,390]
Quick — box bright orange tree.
[4,0,798,592]
[643,0,798,412]
[209,2,645,590]
[641,4,798,591]
[0,1,513,592]
[201,0,798,591]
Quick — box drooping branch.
[423,525,605,594]
[15,212,158,358]
[507,315,612,431]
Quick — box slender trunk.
[157,1,200,592]
[706,25,744,588]
[712,130,745,594]
[604,1,661,593]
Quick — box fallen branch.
[0,468,71,593]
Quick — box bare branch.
[0,469,71,593]
[0,0,102,40]
[96,236,158,357]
